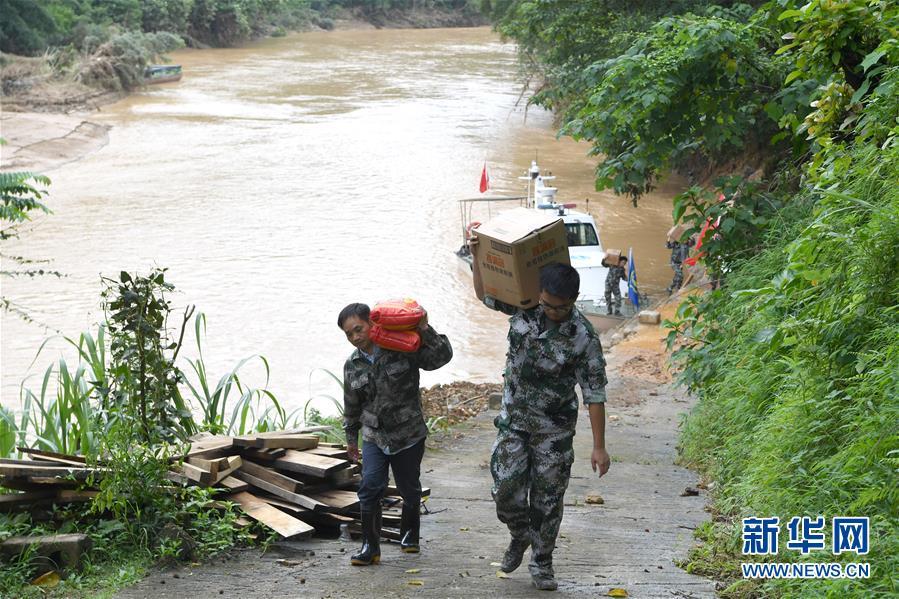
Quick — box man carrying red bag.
[337,301,453,566]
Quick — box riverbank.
[0,6,485,118]
[115,300,716,599]
[0,112,110,173]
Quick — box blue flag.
[627,247,639,310]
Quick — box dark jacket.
[343,326,453,451]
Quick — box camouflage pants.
[491,427,574,575]
[669,261,683,291]
[604,277,622,311]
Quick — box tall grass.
[670,140,899,597]
[2,312,316,458]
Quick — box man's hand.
[347,444,360,464]
[591,447,610,477]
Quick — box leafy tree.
[0,0,57,55]
[564,8,784,202]
[101,269,196,444]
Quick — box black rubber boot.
[500,537,530,573]
[351,509,381,566]
[399,504,420,553]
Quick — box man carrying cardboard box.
[471,245,610,591]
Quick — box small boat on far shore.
[144,64,182,84]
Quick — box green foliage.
[484,0,899,594]
[78,30,184,90]
[101,269,194,443]
[0,0,57,55]
[0,167,61,323]
[0,407,16,458]
[0,170,51,241]
[563,9,784,202]
[670,128,898,599]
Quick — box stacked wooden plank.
[0,430,428,543]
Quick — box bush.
[78,30,183,91]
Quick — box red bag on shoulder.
[369,324,420,353]
[370,298,424,331]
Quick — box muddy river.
[1,27,686,414]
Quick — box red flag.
[479,162,490,193]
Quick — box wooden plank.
[239,447,287,462]
[227,492,314,539]
[239,460,303,493]
[0,463,96,479]
[216,476,249,493]
[56,490,98,502]
[328,464,360,487]
[180,462,215,486]
[272,450,349,478]
[232,471,329,512]
[307,489,359,512]
[234,433,319,450]
[211,456,242,485]
[0,491,55,511]
[174,437,234,462]
[255,495,354,529]
[187,455,235,476]
[16,449,88,466]
[305,447,348,459]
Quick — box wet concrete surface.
[115,317,715,599]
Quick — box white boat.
[456,160,637,331]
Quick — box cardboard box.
[602,248,623,267]
[472,208,569,309]
[667,224,688,242]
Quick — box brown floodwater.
[1,27,686,415]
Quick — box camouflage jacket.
[666,240,690,265]
[343,326,453,452]
[606,265,627,286]
[497,306,607,434]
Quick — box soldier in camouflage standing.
[666,238,690,293]
[338,303,453,566]
[472,257,611,591]
[604,255,627,315]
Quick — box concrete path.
[117,319,715,598]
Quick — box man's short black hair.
[540,263,580,300]
[337,303,370,328]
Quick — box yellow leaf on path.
[496,571,510,579]
[405,568,421,574]
[586,494,605,505]
[459,527,470,532]
[608,588,629,597]
[407,580,424,586]
[490,561,501,567]
[31,571,60,587]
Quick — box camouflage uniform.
[604,264,627,313]
[666,241,689,292]
[491,306,607,578]
[343,326,453,509]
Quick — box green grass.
[670,140,899,597]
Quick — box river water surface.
[1,27,686,415]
